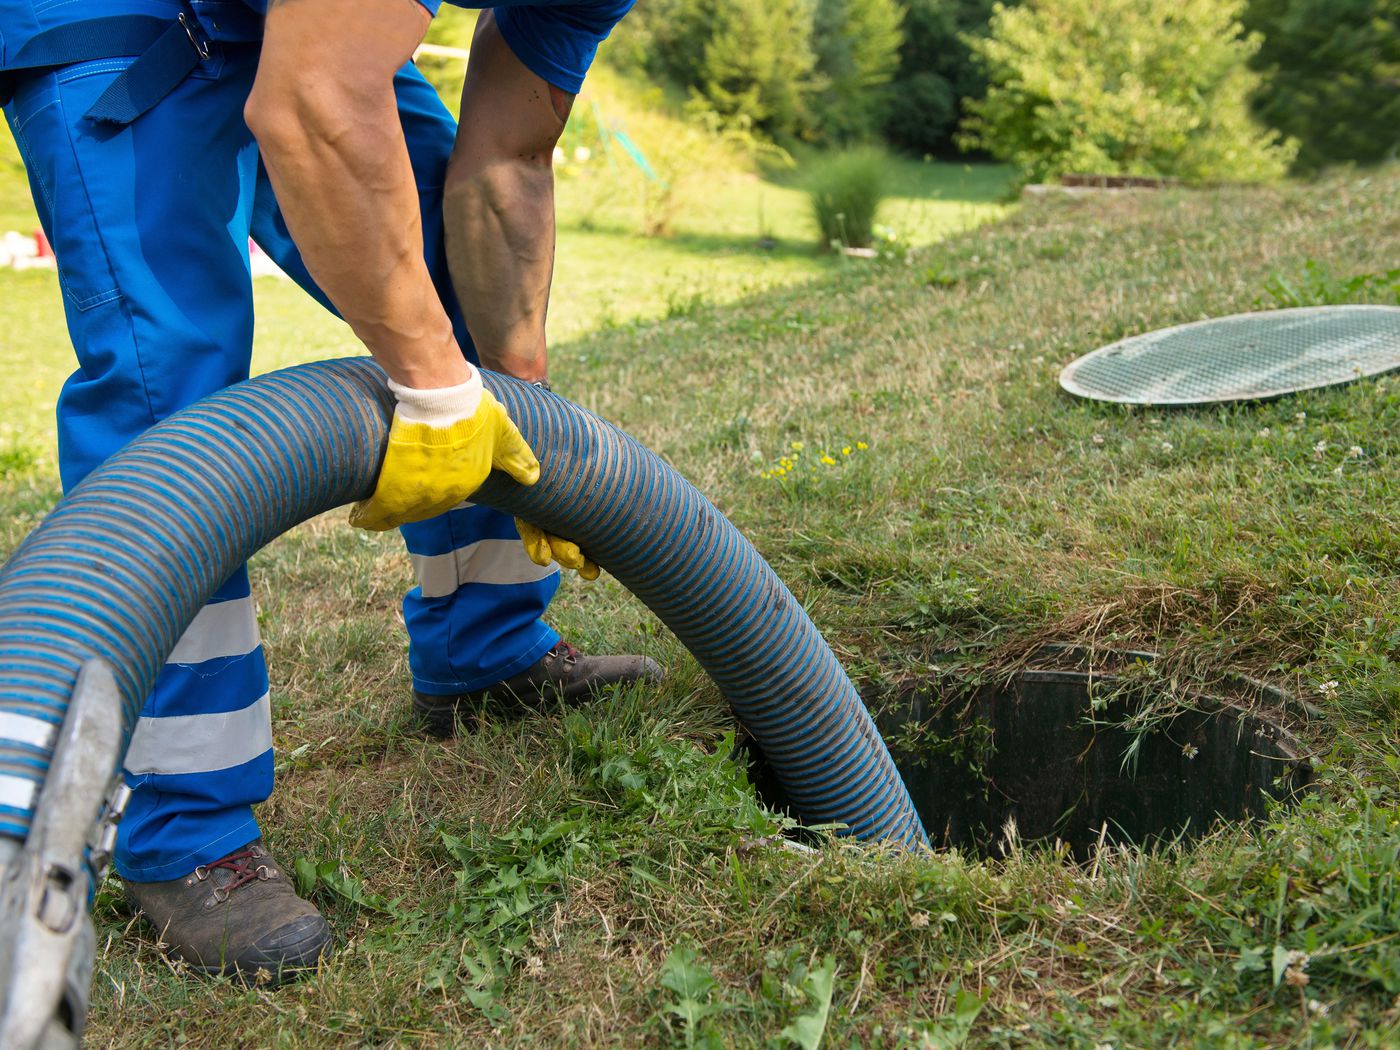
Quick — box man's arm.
[245,0,540,532]
[245,0,470,390]
[444,10,573,383]
[444,11,603,576]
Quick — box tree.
[1244,0,1400,171]
[606,0,908,144]
[608,0,818,140]
[883,0,1000,156]
[810,0,906,142]
[697,0,818,138]
[961,0,1297,183]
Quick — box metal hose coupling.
[0,660,130,1050]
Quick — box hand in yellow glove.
[516,519,600,581]
[350,371,539,532]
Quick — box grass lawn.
[2,151,1400,1046]
[0,115,1013,428]
[548,154,1009,345]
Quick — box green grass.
[546,120,1011,339]
[0,122,37,233]
[4,127,1400,1045]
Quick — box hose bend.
[0,359,927,849]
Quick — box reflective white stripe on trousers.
[122,597,269,777]
[124,692,273,776]
[411,537,559,599]
[167,596,261,664]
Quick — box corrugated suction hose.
[0,359,928,849]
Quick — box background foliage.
[960,0,1296,184]
[604,0,1388,184]
[808,0,906,142]
[882,0,999,157]
[1244,0,1400,173]
[608,0,907,143]
[608,0,819,140]
[600,0,1400,187]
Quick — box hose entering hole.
[0,359,928,850]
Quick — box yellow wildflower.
[820,454,837,466]
[856,441,868,450]
[842,446,852,456]
[790,441,805,451]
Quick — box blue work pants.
[3,44,559,881]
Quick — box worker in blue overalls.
[0,0,658,979]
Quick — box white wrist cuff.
[388,368,483,427]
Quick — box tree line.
[606,0,1398,182]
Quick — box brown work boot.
[413,640,663,738]
[124,839,330,982]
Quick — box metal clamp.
[178,11,211,60]
[87,777,131,882]
[0,659,125,1050]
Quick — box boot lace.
[548,640,581,666]
[194,848,271,903]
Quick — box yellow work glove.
[349,371,540,532]
[516,518,600,580]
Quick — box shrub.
[1244,0,1400,172]
[608,0,911,144]
[806,147,891,249]
[609,0,818,141]
[809,0,906,142]
[961,0,1297,184]
[882,0,1000,157]
[697,0,818,138]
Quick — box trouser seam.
[116,815,260,882]
[51,78,157,433]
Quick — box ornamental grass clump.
[806,147,891,250]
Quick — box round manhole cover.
[1060,305,1400,406]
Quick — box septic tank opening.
[743,648,1314,858]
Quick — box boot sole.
[176,914,332,983]
[413,665,661,739]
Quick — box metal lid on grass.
[1059,305,1400,406]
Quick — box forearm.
[444,160,555,381]
[442,7,572,382]
[246,3,470,389]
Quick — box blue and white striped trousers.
[4,43,559,882]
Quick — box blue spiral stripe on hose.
[0,358,927,850]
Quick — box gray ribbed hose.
[0,359,928,849]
